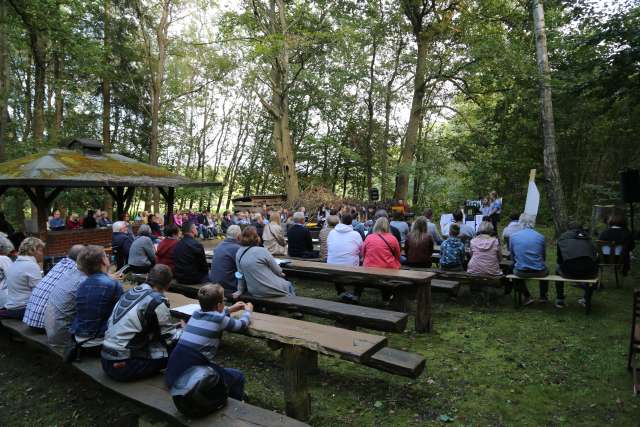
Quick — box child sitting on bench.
[439,224,466,271]
[165,284,253,400]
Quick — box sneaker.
[577,298,586,307]
[523,298,535,306]
[340,292,357,303]
[555,299,565,308]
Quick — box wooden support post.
[123,187,135,215]
[281,344,315,421]
[115,187,124,219]
[415,279,432,333]
[158,187,175,225]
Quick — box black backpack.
[170,365,228,418]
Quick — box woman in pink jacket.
[362,217,401,269]
[467,221,503,276]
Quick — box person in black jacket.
[287,212,319,258]
[553,222,599,308]
[599,212,635,276]
[83,210,97,229]
[173,222,209,284]
[365,210,402,246]
[111,221,134,269]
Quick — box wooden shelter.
[0,138,221,235]
[231,194,287,213]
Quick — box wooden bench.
[278,260,435,333]
[0,319,307,427]
[168,292,425,420]
[505,274,600,314]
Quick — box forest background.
[0,0,638,230]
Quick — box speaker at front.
[620,169,640,203]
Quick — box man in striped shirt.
[165,284,252,400]
[23,245,85,330]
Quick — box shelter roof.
[0,142,220,189]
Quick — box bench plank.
[505,274,599,284]
[167,292,387,363]
[238,294,409,333]
[0,319,307,427]
[364,347,426,378]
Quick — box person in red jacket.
[362,217,401,269]
[156,223,180,273]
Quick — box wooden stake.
[282,344,315,421]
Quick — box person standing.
[488,191,502,232]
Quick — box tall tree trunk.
[53,50,63,139]
[364,41,377,194]
[395,37,427,202]
[532,0,567,233]
[253,0,300,201]
[31,32,46,146]
[24,55,32,142]
[381,38,403,201]
[102,0,111,151]
[0,1,8,162]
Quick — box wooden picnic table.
[278,260,434,333]
[167,292,389,421]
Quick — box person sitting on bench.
[0,238,46,320]
[502,211,523,245]
[111,221,134,269]
[509,215,547,306]
[423,209,443,245]
[556,222,599,308]
[165,283,252,400]
[439,224,465,271]
[453,210,476,241]
[599,212,635,276]
[101,264,181,382]
[0,236,15,309]
[44,247,91,350]
[328,213,364,303]
[467,221,503,276]
[156,223,180,274]
[404,216,434,268]
[287,212,319,258]
[363,217,401,270]
[262,213,286,256]
[233,227,295,299]
[174,222,209,284]
[70,245,123,353]
[127,224,156,274]
[210,225,242,297]
[23,244,85,331]
[319,215,339,262]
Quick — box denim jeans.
[219,367,245,400]
[101,357,168,382]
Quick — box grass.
[1,227,638,426]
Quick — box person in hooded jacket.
[554,222,599,308]
[327,214,364,302]
[467,221,503,276]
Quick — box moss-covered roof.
[0,149,219,188]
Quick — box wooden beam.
[166,187,175,224]
[282,344,315,421]
[45,187,64,205]
[157,187,168,201]
[21,186,37,204]
[115,187,125,219]
[123,186,135,215]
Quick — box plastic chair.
[628,289,640,395]
[596,240,625,288]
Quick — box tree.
[395,0,458,202]
[0,0,8,161]
[532,0,567,233]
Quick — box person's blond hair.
[18,237,45,256]
[269,212,281,224]
[372,217,390,234]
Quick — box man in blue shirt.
[509,215,547,305]
[210,225,242,297]
[488,191,502,232]
[71,245,123,352]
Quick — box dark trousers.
[297,250,320,259]
[513,268,549,299]
[128,264,152,274]
[219,367,245,400]
[101,357,168,382]
[0,307,25,320]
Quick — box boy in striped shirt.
[165,284,252,400]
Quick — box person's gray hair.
[0,236,14,255]
[293,212,305,223]
[226,224,241,239]
[112,221,127,232]
[374,209,389,219]
[327,215,339,227]
[519,214,535,229]
[67,244,85,261]
[138,224,152,236]
[19,237,46,256]
[372,217,390,234]
[477,221,495,235]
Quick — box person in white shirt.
[327,214,363,303]
[0,237,45,319]
[502,211,524,244]
[0,236,15,309]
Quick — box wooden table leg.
[282,344,316,421]
[415,280,432,333]
[585,285,594,315]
